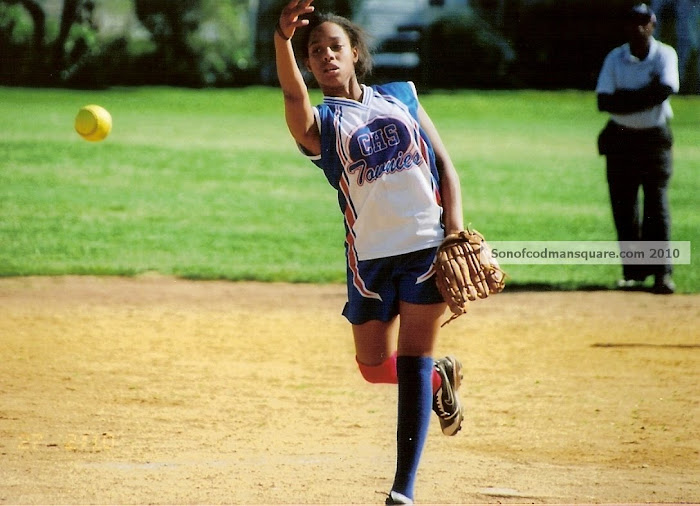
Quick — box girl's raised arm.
[275,0,321,155]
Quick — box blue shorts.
[342,247,444,325]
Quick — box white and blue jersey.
[304,81,444,258]
[301,82,445,314]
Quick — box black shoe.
[653,274,675,295]
[616,278,645,290]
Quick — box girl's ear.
[353,46,359,64]
[304,57,311,72]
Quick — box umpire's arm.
[597,77,674,114]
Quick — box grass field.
[1,86,698,291]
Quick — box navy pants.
[601,122,674,280]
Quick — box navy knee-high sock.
[391,356,433,501]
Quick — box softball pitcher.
[275,1,466,503]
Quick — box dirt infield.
[0,276,698,505]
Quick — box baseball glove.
[434,229,506,326]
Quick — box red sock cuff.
[356,352,442,392]
[357,352,398,384]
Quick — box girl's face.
[305,22,359,92]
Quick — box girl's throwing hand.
[278,0,316,40]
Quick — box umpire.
[596,3,679,294]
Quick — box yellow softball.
[75,104,112,142]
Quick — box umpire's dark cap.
[627,3,656,24]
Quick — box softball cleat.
[433,356,464,436]
[385,491,413,504]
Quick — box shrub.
[509,0,633,89]
[420,9,516,88]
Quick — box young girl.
[275,1,466,503]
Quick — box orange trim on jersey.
[347,240,383,301]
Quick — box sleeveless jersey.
[303,81,444,262]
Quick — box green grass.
[1,86,698,291]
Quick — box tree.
[0,0,44,83]
[134,0,202,85]
[3,0,44,49]
[131,0,255,87]
[0,0,98,85]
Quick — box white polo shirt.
[596,38,679,129]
